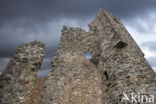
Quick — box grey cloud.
[0,16,91,58]
[146,56,156,72]
[0,15,91,72]
[141,41,156,52]
[146,56,156,67]
[0,0,156,59]
[0,0,156,74]
[141,41,156,72]
[0,0,156,21]
[123,13,156,34]
[37,58,51,77]
[0,58,10,72]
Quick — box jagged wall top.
[0,41,46,104]
[43,9,156,104]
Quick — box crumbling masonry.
[0,41,46,104]
[43,9,156,104]
[0,9,155,104]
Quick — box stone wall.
[43,27,105,104]
[0,9,155,104]
[0,41,46,104]
[89,9,156,104]
[43,9,156,104]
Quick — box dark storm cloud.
[0,18,58,58]
[0,0,156,21]
[0,0,156,74]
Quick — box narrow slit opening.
[104,71,109,80]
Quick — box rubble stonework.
[43,9,156,104]
[89,9,156,104]
[0,9,155,104]
[0,41,46,104]
[42,27,105,104]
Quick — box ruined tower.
[89,9,156,104]
[43,9,155,104]
[0,41,46,104]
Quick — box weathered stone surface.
[43,9,156,104]
[89,9,156,104]
[43,27,105,104]
[0,9,155,104]
[0,41,45,104]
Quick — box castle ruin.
[0,9,155,104]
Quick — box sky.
[0,0,156,77]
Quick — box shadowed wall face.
[0,41,46,104]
